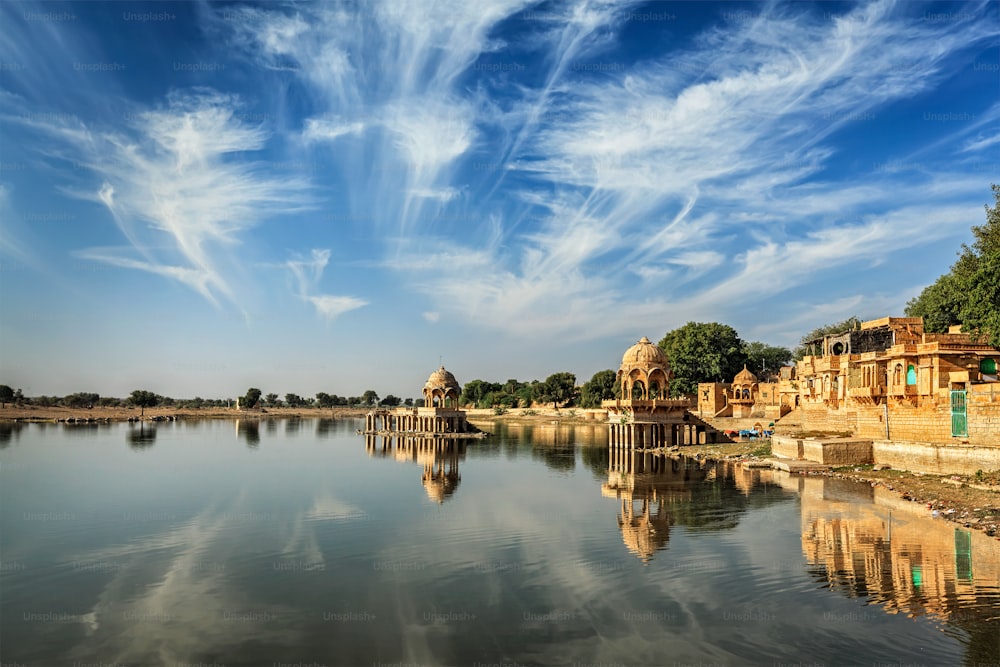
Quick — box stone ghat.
[773,434,1000,475]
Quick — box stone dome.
[424,366,460,392]
[620,336,668,371]
[733,364,758,385]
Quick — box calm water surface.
[1,419,998,667]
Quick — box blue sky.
[1,0,997,399]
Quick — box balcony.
[848,386,886,399]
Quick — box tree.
[540,372,577,409]
[0,385,13,408]
[403,397,413,407]
[580,370,617,408]
[742,342,793,380]
[241,388,262,410]
[792,317,861,360]
[316,392,335,409]
[284,393,304,407]
[460,379,500,407]
[264,393,280,407]
[380,394,401,407]
[64,392,100,409]
[128,390,159,417]
[658,323,745,397]
[908,184,1000,347]
[361,390,379,407]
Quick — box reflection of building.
[602,450,715,562]
[604,337,726,448]
[366,435,465,503]
[364,366,475,435]
[790,475,1000,627]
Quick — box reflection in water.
[126,424,157,449]
[476,420,609,447]
[786,475,1000,664]
[0,422,24,447]
[236,420,260,447]
[603,449,791,562]
[365,435,466,503]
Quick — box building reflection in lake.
[602,449,790,562]
[783,475,1000,627]
[366,435,466,504]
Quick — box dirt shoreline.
[4,406,996,537]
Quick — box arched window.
[906,364,917,385]
[893,364,902,385]
[742,389,750,400]
[981,358,997,375]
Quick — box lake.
[1,418,998,667]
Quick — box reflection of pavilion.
[602,449,709,562]
[366,435,466,504]
[364,366,476,435]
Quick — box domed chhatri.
[620,336,668,371]
[364,364,474,436]
[616,336,671,401]
[604,336,727,449]
[423,366,461,409]
[733,364,758,385]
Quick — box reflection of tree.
[0,422,23,447]
[284,418,302,435]
[237,420,260,447]
[315,419,336,438]
[532,443,576,473]
[126,425,157,450]
[581,446,609,480]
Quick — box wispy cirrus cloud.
[284,248,368,321]
[212,0,995,342]
[9,91,311,310]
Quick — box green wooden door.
[950,390,967,437]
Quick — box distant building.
[363,365,474,435]
[697,365,797,420]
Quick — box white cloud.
[284,248,368,321]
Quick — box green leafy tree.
[403,397,413,407]
[241,388,262,410]
[460,380,500,407]
[658,323,745,397]
[128,390,159,417]
[316,392,335,409]
[264,393,280,407]
[64,392,100,408]
[908,184,1000,346]
[540,372,577,409]
[285,393,304,407]
[361,390,379,407]
[792,317,861,359]
[580,369,617,408]
[742,342,793,380]
[380,394,401,407]
[0,385,13,408]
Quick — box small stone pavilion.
[603,337,725,448]
[363,366,474,435]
